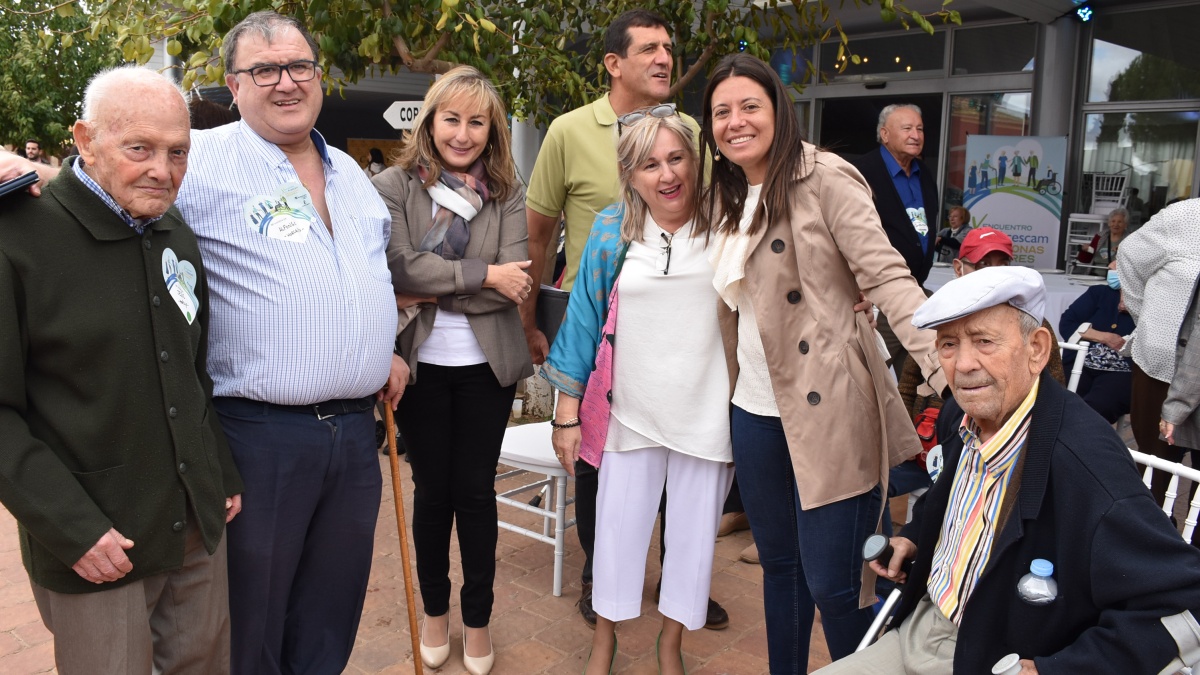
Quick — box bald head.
[74,66,192,220]
[81,66,189,138]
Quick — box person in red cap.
[953,226,1014,276]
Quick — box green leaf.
[166,39,182,56]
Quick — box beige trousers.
[813,595,958,675]
[31,521,230,675]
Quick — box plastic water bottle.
[1017,558,1058,606]
[992,653,1022,675]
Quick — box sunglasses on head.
[617,103,678,132]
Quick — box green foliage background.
[0,1,121,150]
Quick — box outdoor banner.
[963,135,1068,269]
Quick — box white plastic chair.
[1129,448,1200,543]
[1089,174,1128,215]
[495,421,575,596]
[1058,339,1090,393]
[1065,173,1127,272]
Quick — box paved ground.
[0,448,837,675]
[0,419,1143,674]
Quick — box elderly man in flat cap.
[817,266,1200,674]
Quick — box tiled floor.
[0,451,833,674]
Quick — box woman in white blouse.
[542,114,733,675]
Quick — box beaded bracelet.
[550,418,581,430]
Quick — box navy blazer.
[851,148,939,285]
[896,375,1200,673]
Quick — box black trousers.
[1077,367,1133,424]
[574,459,598,584]
[396,362,516,627]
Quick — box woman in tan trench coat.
[701,54,947,673]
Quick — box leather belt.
[268,395,376,420]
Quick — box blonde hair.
[394,66,518,202]
[614,115,703,244]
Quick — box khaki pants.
[32,521,230,675]
[813,595,958,675]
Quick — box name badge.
[907,207,928,237]
[243,180,317,243]
[162,248,199,324]
[926,444,944,482]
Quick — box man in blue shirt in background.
[852,103,941,375]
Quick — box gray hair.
[1103,206,1129,230]
[876,103,922,142]
[223,11,319,73]
[82,66,186,130]
[1017,310,1041,342]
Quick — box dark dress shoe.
[378,420,408,456]
[705,598,729,630]
[579,582,597,628]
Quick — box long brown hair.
[700,54,808,236]
[393,66,518,202]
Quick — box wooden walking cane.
[384,406,424,675]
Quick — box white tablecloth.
[924,265,1103,339]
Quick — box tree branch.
[380,0,414,65]
[668,11,717,99]
[0,0,76,17]
[413,30,452,71]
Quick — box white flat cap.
[912,266,1046,330]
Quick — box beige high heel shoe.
[419,616,450,669]
[462,626,494,675]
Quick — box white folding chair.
[495,421,575,596]
[1129,448,1200,543]
[1131,449,1200,675]
[1058,338,1090,393]
[1089,174,1128,215]
[1065,173,1126,273]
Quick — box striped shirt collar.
[928,378,1040,624]
[236,119,333,170]
[71,158,163,233]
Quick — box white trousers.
[592,446,733,630]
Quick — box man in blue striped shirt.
[170,12,405,675]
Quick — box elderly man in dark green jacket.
[0,66,243,674]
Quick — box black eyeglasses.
[618,103,678,132]
[656,232,674,275]
[233,60,319,87]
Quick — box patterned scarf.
[418,160,490,260]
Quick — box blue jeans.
[881,460,933,538]
[732,406,881,673]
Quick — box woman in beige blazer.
[371,66,533,675]
[700,54,946,673]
